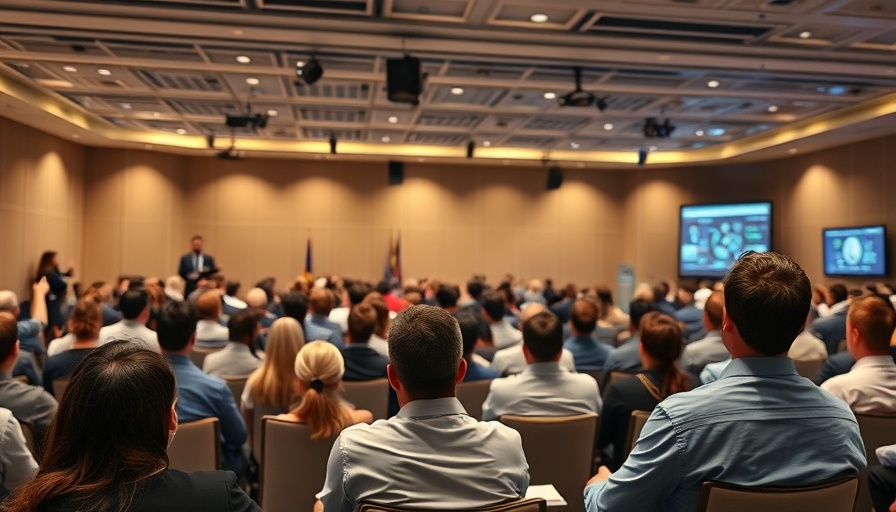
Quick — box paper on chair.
[525,484,568,506]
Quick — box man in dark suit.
[178,235,217,298]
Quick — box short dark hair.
[225,280,240,297]
[629,299,657,330]
[456,310,480,357]
[467,280,485,301]
[435,285,459,309]
[388,305,462,399]
[281,291,308,322]
[156,301,197,352]
[347,282,372,306]
[723,251,811,355]
[704,290,724,329]
[594,286,614,306]
[481,291,505,322]
[228,310,258,344]
[0,311,17,361]
[522,311,563,362]
[570,299,598,334]
[829,284,848,304]
[348,303,377,344]
[118,289,149,320]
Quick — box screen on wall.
[679,201,772,278]
[823,225,887,277]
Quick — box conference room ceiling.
[0,0,895,166]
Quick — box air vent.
[524,116,588,132]
[407,133,467,145]
[136,70,223,92]
[302,128,363,140]
[767,0,797,5]
[168,100,241,116]
[299,108,366,123]
[588,16,772,43]
[259,0,369,13]
[417,112,483,128]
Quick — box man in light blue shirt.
[584,251,866,512]
[563,299,612,371]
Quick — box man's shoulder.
[0,378,56,407]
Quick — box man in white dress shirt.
[194,290,229,349]
[316,305,529,512]
[482,291,522,350]
[491,303,576,376]
[821,296,896,414]
[98,288,160,352]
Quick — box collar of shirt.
[165,354,192,367]
[225,342,252,353]
[523,361,565,375]
[719,357,796,379]
[396,397,467,419]
[853,355,896,369]
[829,300,850,315]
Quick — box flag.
[384,231,394,283]
[392,232,402,283]
[304,237,312,282]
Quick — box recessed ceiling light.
[502,159,509,165]
[418,157,425,163]
[62,65,77,73]
[152,112,160,118]
[570,142,580,149]
[789,148,798,154]
[233,29,244,36]
[799,31,812,39]
[450,87,464,95]
[236,55,251,64]
[707,127,726,136]
[767,105,779,113]
[482,141,492,147]
[543,92,556,100]
[649,146,658,152]
[71,134,80,139]
[603,123,614,131]
[176,128,187,135]
[530,13,548,23]
[695,130,705,137]
[827,86,846,95]
[296,60,305,68]
[706,80,720,88]
[381,136,391,142]
[387,116,399,124]
[97,69,112,76]
[577,162,584,168]
[121,103,132,110]
[246,77,260,85]
[267,109,278,116]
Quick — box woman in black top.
[3,341,259,512]
[35,251,73,339]
[597,312,696,471]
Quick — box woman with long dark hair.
[597,312,696,471]
[35,251,73,339]
[3,341,259,512]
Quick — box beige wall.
[4,112,894,295]
[0,118,84,298]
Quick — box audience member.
[0,406,37,496]
[817,345,896,384]
[43,300,102,396]
[787,328,828,362]
[329,281,370,333]
[34,251,73,340]
[82,282,122,326]
[482,310,599,420]
[821,296,896,413]
[564,299,612,371]
[2,341,258,511]
[203,310,263,377]
[674,283,704,343]
[597,312,695,471]
[341,303,389,381]
[491,304,576,376]
[458,310,498,382]
[363,294,391,356]
[584,251,865,512]
[164,275,185,302]
[0,279,50,355]
[482,291,522,349]
[97,288,160,352]
[194,290,229,349]
[811,283,849,354]
[304,288,344,348]
[601,298,658,387]
[548,284,576,324]
[221,280,247,319]
[869,444,896,512]
[316,305,529,511]
[679,290,727,376]
[595,286,629,330]
[246,287,277,329]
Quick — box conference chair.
[500,413,598,512]
[222,375,250,407]
[258,417,334,512]
[697,476,859,512]
[167,417,221,472]
[456,380,492,421]
[854,414,896,512]
[342,378,389,421]
[357,498,547,512]
[189,347,221,369]
[602,371,634,396]
[52,379,68,400]
[623,410,652,460]
[18,420,38,461]
[251,402,288,464]
[793,359,825,382]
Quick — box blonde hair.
[290,341,347,440]
[247,317,304,409]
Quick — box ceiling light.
[62,65,77,73]
[388,116,399,124]
[767,105,779,113]
[381,136,391,142]
[603,123,614,131]
[121,103,132,110]
[176,129,187,135]
[706,80,720,88]
[152,111,160,118]
[789,148,798,154]
[97,69,112,76]
[530,13,548,23]
[236,55,251,64]
[827,86,847,95]
[233,29,244,36]
[246,77,260,85]
[695,130,705,137]
[570,142,580,149]
[482,140,492,147]
[297,56,323,85]
[450,87,464,95]
[543,92,556,100]
[267,110,278,116]
[707,127,726,136]
[799,31,812,39]
[71,134,79,139]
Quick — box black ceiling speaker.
[388,160,404,185]
[547,166,563,190]
[386,55,422,105]
[297,57,323,85]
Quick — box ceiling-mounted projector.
[558,67,596,107]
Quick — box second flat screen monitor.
[679,201,772,278]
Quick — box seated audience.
[246,286,278,329]
[329,281,370,334]
[316,305,529,511]
[341,303,389,381]
[0,279,50,355]
[821,296,896,413]
[595,286,630,330]
[482,291,522,350]
[164,275,185,302]
[363,295,390,356]
[584,252,865,512]
[98,287,160,352]
[0,406,37,496]
[598,312,695,471]
[0,312,57,454]
[203,310,263,377]
[2,341,258,511]
[787,329,828,361]
[43,300,101,396]
[673,283,705,343]
[482,310,599,420]
[82,282,122,327]
[549,284,577,324]
[304,288,344,348]
[276,341,371,438]
[601,298,658,388]
[194,290,229,349]
[490,304,576,376]
[563,299,612,371]
[679,290,728,376]
[158,301,247,475]
[869,444,896,512]
[817,345,896,384]
[458,311,498,382]
[221,280,247,319]
[810,283,849,354]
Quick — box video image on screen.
[823,225,887,277]
[679,202,772,278]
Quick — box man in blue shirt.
[304,288,344,348]
[563,299,612,371]
[584,251,866,512]
[157,301,247,475]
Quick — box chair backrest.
[252,401,288,463]
[792,359,824,381]
[456,380,492,421]
[166,417,221,472]
[342,378,389,420]
[189,347,221,369]
[357,498,547,512]
[602,371,633,396]
[499,414,598,512]
[222,375,250,407]
[18,420,39,461]
[259,417,335,512]
[623,410,651,459]
[52,379,68,400]
[697,476,859,512]
[854,414,896,512]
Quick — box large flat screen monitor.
[679,201,772,278]
[823,225,887,277]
